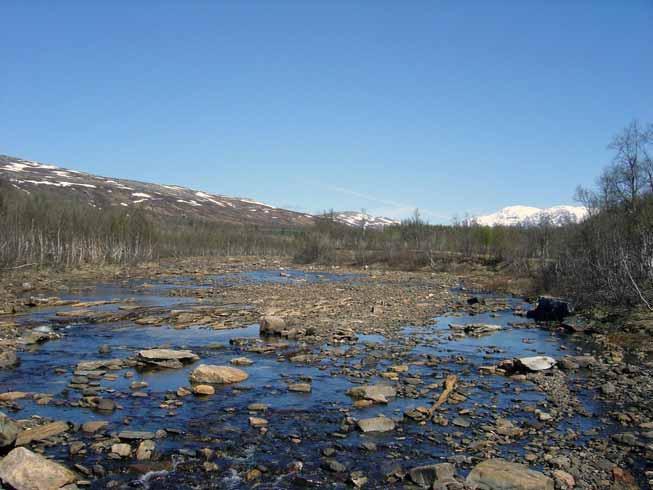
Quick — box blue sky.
[2,1,652,223]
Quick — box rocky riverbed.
[0,259,652,489]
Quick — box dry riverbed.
[0,257,652,489]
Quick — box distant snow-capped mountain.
[332,212,399,229]
[474,205,587,227]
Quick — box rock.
[193,384,215,395]
[137,349,199,369]
[322,459,346,473]
[81,421,108,434]
[357,416,395,433]
[16,421,69,446]
[409,463,455,488]
[0,447,77,490]
[466,458,554,490]
[111,443,131,457]
[601,382,617,395]
[553,470,575,489]
[515,356,556,372]
[98,344,112,354]
[95,399,117,412]
[249,417,268,428]
[527,296,573,321]
[117,431,154,440]
[0,411,18,447]
[259,316,286,335]
[230,357,253,366]
[136,440,155,461]
[288,383,311,393]
[0,391,28,402]
[450,323,502,336]
[347,384,396,404]
[0,349,19,369]
[189,365,248,384]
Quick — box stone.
[136,440,155,461]
[189,364,248,384]
[111,443,131,457]
[0,411,19,447]
[409,463,456,488]
[0,349,19,369]
[515,356,556,372]
[117,431,154,440]
[0,447,77,490]
[347,384,396,404]
[357,416,395,433]
[527,296,573,321]
[230,357,253,366]
[450,323,502,336]
[137,349,199,369]
[553,470,575,489]
[288,382,311,393]
[259,316,286,335]
[466,458,554,490]
[193,384,215,395]
[0,391,28,402]
[249,417,268,428]
[81,421,108,434]
[15,421,69,446]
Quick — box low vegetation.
[1,121,651,310]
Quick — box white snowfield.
[475,205,588,226]
[332,212,399,230]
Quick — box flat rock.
[118,431,154,440]
[357,416,395,433]
[189,364,248,384]
[16,421,69,446]
[466,458,554,490]
[81,421,108,433]
[515,356,556,372]
[347,384,396,404]
[0,446,77,490]
[193,384,215,395]
[137,349,199,363]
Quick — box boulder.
[288,383,312,393]
[357,416,395,433]
[0,411,18,447]
[466,458,554,490]
[527,296,573,321]
[136,440,155,461]
[0,447,77,490]
[193,384,215,395]
[259,316,286,335]
[347,384,396,404]
[189,364,248,384]
[515,356,556,372]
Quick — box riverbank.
[0,257,651,489]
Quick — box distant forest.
[1,121,651,309]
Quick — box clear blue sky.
[2,1,652,223]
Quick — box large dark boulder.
[527,296,573,321]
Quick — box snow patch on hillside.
[475,205,588,226]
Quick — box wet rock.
[95,398,117,412]
[117,431,154,440]
[230,357,253,366]
[466,458,553,490]
[450,323,502,336]
[81,421,108,434]
[322,459,346,473]
[0,349,19,369]
[288,382,312,393]
[137,349,199,369]
[193,384,215,395]
[0,391,28,401]
[16,421,69,446]
[347,384,396,404]
[514,356,556,372]
[111,443,131,457]
[189,364,248,384]
[552,469,575,489]
[0,446,77,490]
[0,411,19,447]
[98,345,112,354]
[259,316,286,335]
[357,416,395,433]
[249,417,268,428]
[409,463,456,488]
[136,440,155,461]
[527,296,573,321]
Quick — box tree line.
[2,120,651,310]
